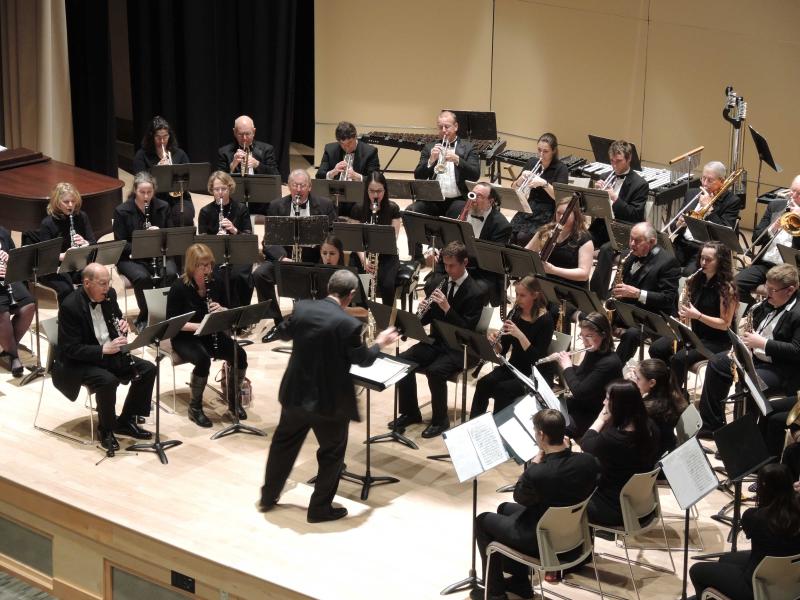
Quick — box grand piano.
[0,147,123,236]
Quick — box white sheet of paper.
[660,437,719,510]
[532,367,570,421]
[498,419,538,463]
[468,413,509,471]
[443,426,483,483]
[350,356,408,385]
[512,395,538,438]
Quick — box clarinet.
[104,298,141,381]
[204,275,219,352]
[143,201,161,285]
[0,241,18,309]
[68,213,78,247]
[217,197,226,234]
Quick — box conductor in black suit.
[392,241,486,438]
[216,115,280,215]
[408,110,481,217]
[316,121,379,183]
[258,269,399,522]
[52,263,156,453]
[589,140,650,297]
[609,222,680,364]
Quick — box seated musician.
[689,463,800,600]
[391,241,485,438]
[38,182,98,304]
[316,121,379,181]
[608,222,681,365]
[588,140,649,298]
[698,264,800,458]
[649,241,738,380]
[671,161,742,275]
[469,276,554,418]
[526,196,594,332]
[550,312,622,438]
[254,169,337,343]
[736,174,800,307]
[0,226,35,377]
[167,243,249,426]
[347,171,401,304]
[474,409,600,600]
[216,115,279,215]
[407,110,480,218]
[580,380,660,527]
[52,263,156,452]
[132,115,194,226]
[320,235,345,266]
[631,358,688,456]
[509,132,569,246]
[113,172,178,333]
[197,171,254,309]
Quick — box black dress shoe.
[256,498,278,513]
[387,413,422,429]
[10,357,23,378]
[114,418,153,440]
[421,422,450,438]
[100,431,120,452]
[261,325,281,344]
[307,506,348,523]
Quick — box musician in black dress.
[550,312,623,438]
[469,276,554,417]
[166,243,249,426]
[509,132,570,246]
[526,195,594,331]
[348,171,400,305]
[320,235,345,266]
[38,182,97,304]
[0,227,35,377]
[632,358,688,456]
[197,171,254,309]
[113,172,178,332]
[131,115,194,226]
[649,241,738,383]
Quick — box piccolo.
[534,348,589,365]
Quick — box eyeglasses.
[211,187,228,193]
[765,285,791,295]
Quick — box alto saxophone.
[676,268,702,352]
[604,251,631,323]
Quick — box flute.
[534,348,589,366]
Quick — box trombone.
[433,135,452,175]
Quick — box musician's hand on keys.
[220,217,236,234]
[208,301,224,313]
[528,176,546,189]
[445,149,459,165]
[431,288,450,313]
[514,170,531,188]
[679,302,701,321]
[487,330,499,344]
[333,160,348,174]
[608,188,619,203]
[102,337,126,355]
[556,351,573,370]
[117,319,130,336]
[742,330,767,350]
[543,261,555,275]
[503,319,521,339]
[613,282,640,300]
[158,155,170,166]
[73,234,88,246]
[365,261,377,274]
[430,144,443,162]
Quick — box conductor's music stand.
[749,126,783,230]
[124,311,195,464]
[151,162,211,225]
[231,174,282,213]
[311,179,364,211]
[7,238,62,385]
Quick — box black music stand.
[608,220,675,256]
[332,223,398,260]
[58,245,95,274]
[203,301,272,440]
[276,263,365,303]
[685,218,744,255]
[151,162,211,225]
[386,179,445,203]
[311,179,364,210]
[231,174,282,213]
[6,239,62,385]
[665,315,714,398]
[402,211,477,259]
[727,328,771,418]
[749,126,782,230]
[92,240,126,267]
[778,244,800,270]
[612,302,676,361]
[262,215,329,260]
[124,311,194,463]
[195,234,259,310]
[535,277,606,317]
[466,180,530,214]
[553,181,617,242]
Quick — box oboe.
[103,298,141,381]
[204,275,219,352]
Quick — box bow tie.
[616,171,629,179]
[90,300,101,309]
[470,214,484,222]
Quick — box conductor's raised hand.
[375,326,400,348]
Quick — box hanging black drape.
[65,0,118,177]
[127,0,307,180]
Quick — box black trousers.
[615,326,645,364]
[470,366,526,418]
[213,263,254,309]
[735,261,772,306]
[252,261,283,322]
[117,258,178,321]
[649,335,730,389]
[171,333,247,378]
[82,354,156,431]
[397,341,463,425]
[589,241,616,299]
[476,503,540,595]
[260,405,350,514]
[689,551,753,600]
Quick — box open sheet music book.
[350,355,410,387]
[443,413,510,483]
[660,437,719,510]
[495,395,540,463]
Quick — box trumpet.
[596,168,618,191]
[339,152,354,181]
[535,348,589,366]
[515,158,543,200]
[433,136,451,175]
[240,144,251,177]
[417,277,448,318]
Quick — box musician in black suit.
[392,241,486,438]
[254,169,337,341]
[258,269,399,522]
[197,171,254,309]
[736,176,800,306]
[609,222,681,364]
[52,264,156,452]
[113,172,178,333]
[216,115,279,216]
[589,140,650,297]
[698,264,800,457]
[474,410,600,600]
[408,110,480,217]
[316,121,379,183]
[671,161,743,275]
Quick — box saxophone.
[604,251,631,323]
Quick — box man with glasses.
[698,264,800,450]
[254,169,337,343]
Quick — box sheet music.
[512,395,538,438]
[350,356,409,385]
[498,419,538,463]
[443,426,484,482]
[532,367,570,423]
[660,437,719,510]
[470,417,509,471]
[443,413,509,483]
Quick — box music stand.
[727,329,771,417]
[202,301,273,440]
[92,240,126,267]
[665,315,714,398]
[124,311,195,464]
[262,215,329,259]
[588,134,642,171]
[466,180,530,214]
[276,263,364,303]
[131,230,165,285]
[6,239,62,385]
[386,179,445,203]
[778,244,800,269]
[151,162,211,223]
[58,245,95,274]
[332,223,398,258]
[402,212,477,258]
[535,277,605,317]
[311,179,364,210]
[749,126,782,230]
[198,234,260,310]
[608,220,675,256]
[685,218,744,255]
[230,174,282,212]
[613,301,677,360]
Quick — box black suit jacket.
[53,287,124,401]
[619,247,680,315]
[613,171,649,223]
[754,292,800,393]
[112,197,173,260]
[414,138,481,197]
[216,140,279,175]
[468,208,512,305]
[681,187,741,229]
[316,140,379,181]
[422,274,485,344]
[263,194,337,261]
[276,297,380,421]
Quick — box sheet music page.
[350,356,408,384]
[512,395,538,438]
[468,413,510,471]
[498,419,538,463]
[532,368,571,423]
[443,426,484,483]
[660,437,719,510]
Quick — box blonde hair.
[47,182,82,216]
[766,264,799,289]
[207,171,236,195]
[183,243,216,285]
[533,196,587,246]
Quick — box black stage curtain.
[127,0,309,181]
[65,0,118,177]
